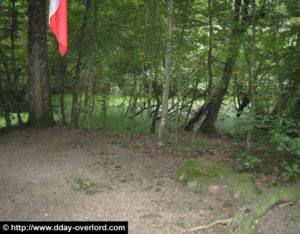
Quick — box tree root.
[229,179,300,234]
[181,180,300,234]
[186,218,232,232]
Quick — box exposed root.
[230,180,300,234]
[186,218,233,232]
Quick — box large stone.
[176,158,261,200]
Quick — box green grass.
[0,113,29,128]
[51,94,148,134]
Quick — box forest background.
[0,0,299,181]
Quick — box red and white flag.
[49,0,68,56]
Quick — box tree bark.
[71,0,92,128]
[199,0,249,133]
[158,0,174,142]
[84,0,99,130]
[200,57,236,132]
[151,80,161,134]
[207,0,213,96]
[60,57,67,124]
[28,0,54,127]
[0,47,12,128]
[246,0,257,150]
[184,100,211,132]
[146,0,156,140]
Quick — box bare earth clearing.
[0,127,299,233]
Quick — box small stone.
[208,185,220,196]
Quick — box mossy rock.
[176,158,228,193]
[176,158,261,199]
[224,173,261,199]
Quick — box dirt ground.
[0,126,299,233]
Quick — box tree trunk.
[199,0,249,133]
[174,0,189,145]
[146,0,156,141]
[158,0,174,142]
[71,0,92,128]
[184,100,211,132]
[4,111,11,128]
[246,0,256,150]
[84,0,99,130]
[28,0,54,127]
[200,57,236,132]
[0,47,11,128]
[207,0,213,96]
[151,80,161,134]
[151,101,161,134]
[11,0,22,125]
[11,0,18,85]
[60,57,67,124]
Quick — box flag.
[49,0,68,56]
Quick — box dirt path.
[0,127,299,234]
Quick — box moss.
[176,158,261,199]
[176,158,228,182]
[176,158,228,193]
[225,173,261,199]
[230,180,300,234]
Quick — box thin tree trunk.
[174,0,189,145]
[101,88,108,131]
[247,0,256,150]
[71,0,92,128]
[151,101,161,134]
[158,0,174,142]
[131,79,138,139]
[125,76,137,118]
[4,112,11,128]
[60,57,67,124]
[146,0,156,141]
[102,96,107,130]
[207,0,213,96]
[135,1,149,139]
[11,0,22,125]
[11,0,17,85]
[151,79,161,133]
[28,0,54,127]
[0,47,12,127]
[84,0,99,130]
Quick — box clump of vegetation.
[229,114,300,181]
[235,152,263,171]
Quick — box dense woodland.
[0,1,299,179]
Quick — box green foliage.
[281,160,300,181]
[235,152,263,171]
[230,114,300,180]
[0,0,299,183]
[269,117,300,156]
